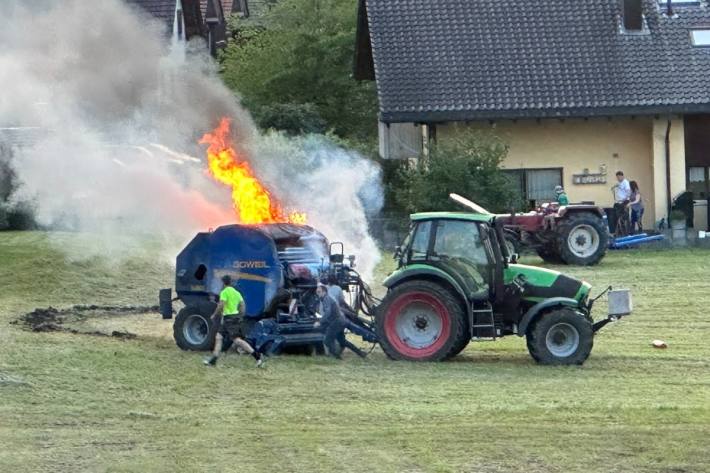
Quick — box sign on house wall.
[573,165,608,185]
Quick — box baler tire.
[556,213,608,266]
[376,280,468,362]
[526,308,594,365]
[173,303,218,351]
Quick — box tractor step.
[470,302,497,340]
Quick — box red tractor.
[451,194,609,266]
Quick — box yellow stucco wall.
[438,117,671,226]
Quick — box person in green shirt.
[204,275,264,367]
[554,185,569,206]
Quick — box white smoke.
[0,0,383,278]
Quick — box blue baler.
[160,223,377,355]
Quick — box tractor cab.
[395,212,500,302]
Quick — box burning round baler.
[161,223,378,355]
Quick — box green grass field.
[1,231,709,473]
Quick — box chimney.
[622,0,643,31]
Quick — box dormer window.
[621,0,650,34]
[690,29,710,46]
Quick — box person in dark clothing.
[629,180,645,233]
[316,283,367,359]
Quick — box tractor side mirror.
[393,245,402,260]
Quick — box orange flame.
[200,118,306,225]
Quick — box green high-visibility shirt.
[557,193,569,205]
[220,286,244,316]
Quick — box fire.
[199,118,306,225]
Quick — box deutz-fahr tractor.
[374,196,630,364]
[495,200,609,266]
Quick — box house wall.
[436,117,688,227]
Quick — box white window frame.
[658,0,701,5]
[690,29,710,47]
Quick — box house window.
[657,0,700,5]
[690,30,710,46]
[688,166,709,199]
[503,168,563,208]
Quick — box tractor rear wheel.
[526,308,594,365]
[173,303,217,351]
[376,280,468,361]
[556,213,608,266]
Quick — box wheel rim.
[384,291,451,358]
[183,314,210,346]
[545,322,580,358]
[567,224,599,258]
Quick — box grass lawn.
[1,231,708,473]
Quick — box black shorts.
[219,316,247,340]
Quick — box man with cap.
[554,185,569,206]
[316,283,367,359]
[204,274,264,367]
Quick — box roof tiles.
[363,0,710,122]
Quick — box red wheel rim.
[383,291,452,359]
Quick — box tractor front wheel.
[376,280,468,361]
[536,246,563,264]
[526,308,594,365]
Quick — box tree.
[220,0,378,142]
[394,128,522,214]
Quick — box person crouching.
[316,283,366,359]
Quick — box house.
[125,0,204,43]
[198,0,278,54]
[355,0,710,230]
[126,0,252,55]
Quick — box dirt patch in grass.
[13,305,160,339]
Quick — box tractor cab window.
[409,221,432,261]
[432,220,490,292]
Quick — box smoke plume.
[0,0,383,278]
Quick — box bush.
[220,0,378,142]
[254,103,327,135]
[394,128,522,214]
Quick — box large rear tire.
[173,303,217,351]
[376,280,468,361]
[526,308,593,365]
[556,213,608,266]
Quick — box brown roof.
[200,0,236,19]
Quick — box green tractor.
[376,199,631,365]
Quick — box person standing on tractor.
[629,180,645,233]
[316,283,367,359]
[204,275,264,367]
[612,171,632,235]
[554,185,569,205]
